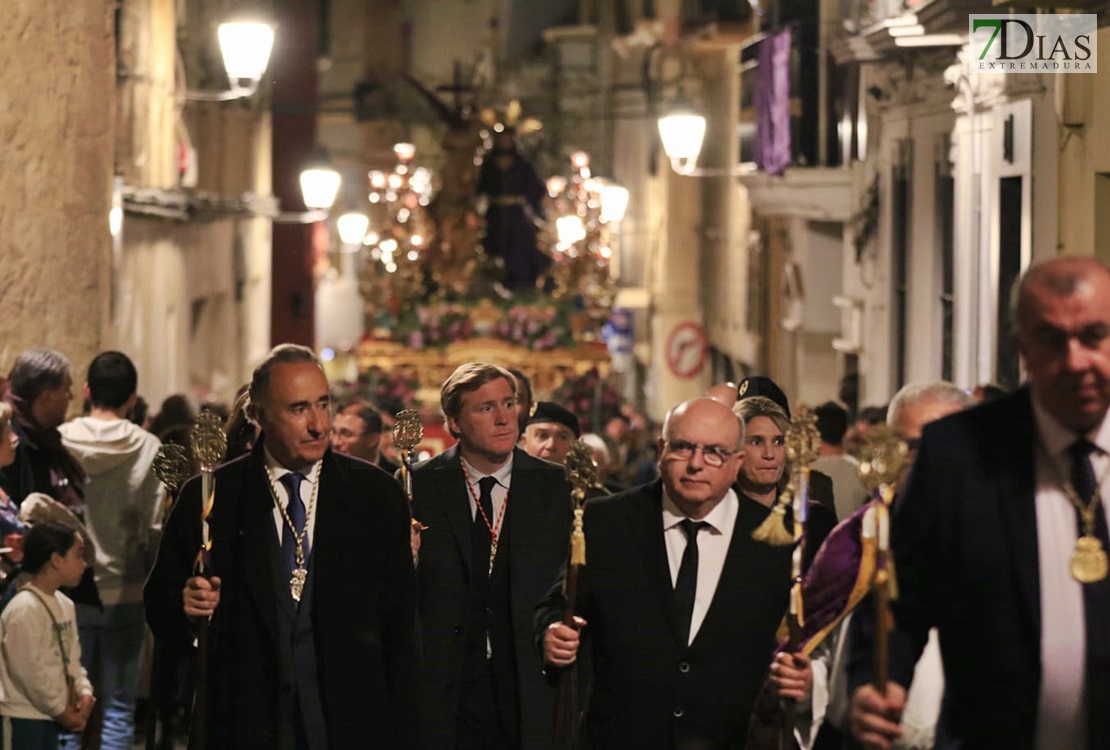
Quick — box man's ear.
[445,414,461,438]
[729,450,744,483]
[82,382,92,403]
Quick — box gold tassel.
[887,558,899,600]
[570,507,586,566]
[751,501,794,546]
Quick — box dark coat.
[144,442,418,749]
[536,480,793,749]
[848,388,1045,749]
[411,445,572,749]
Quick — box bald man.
[536,398,796,748]
[850,257,1110,750]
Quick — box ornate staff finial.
[393,409,424,452]
[153,444,192,494]
[393,409,427,541]
[191,413,228,471]
[858,426,908,503]
[785,406,821,468]
[189,413,227,576]
[563,441,598,567]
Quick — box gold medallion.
[290,566,308,602]
[1070,535,1109,584]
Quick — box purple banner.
[753,28,792,176]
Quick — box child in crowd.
[0,522,95,749]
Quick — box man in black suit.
[144,344,417,748]
[411,362,571,749]
[539,397,794,748]
[849,256,1110,749]
[332,402,399,475]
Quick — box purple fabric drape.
[753,28,792,176]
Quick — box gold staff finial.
[153,444,192,494]
[393,409,424,452]
[563,441,597,566]
[191,412,228,471]
[858,426,908,504]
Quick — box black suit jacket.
[537,481,793,749]
[849,389,1043,748]
[378,454,400,476]
[144,442,417,749]
[412,445,572,749]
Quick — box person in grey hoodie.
[59,351,164,750]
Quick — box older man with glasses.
[537,397,799,749]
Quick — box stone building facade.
[0,2,115,380]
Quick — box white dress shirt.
[661,488,739,646]
[1031,398,1110,750]
[460,454,513,534]
[460,454,513,659]
[265,450,322,554]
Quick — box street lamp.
[268,151,342,223]
[186,19,275,101]
[599,182,630,225]
[657,100,707,174]
[657,100,762,177]
[218,21,275,88]
[299,151,342,212]
[336,212,370,247]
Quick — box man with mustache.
[850,257,1110,749]
[145,344,417,748]
[411,363,571,749]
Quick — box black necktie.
[673,519,709,648]
[472,476,497,571]
[280,472,307,578]
[1068,439,1110,748]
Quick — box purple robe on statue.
[478,151,550,291]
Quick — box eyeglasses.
[665,440,736,468]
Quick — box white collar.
[1031,395,1110,461]
[460,452,514,489]
[263,447,322,486]
[661,486,736,534]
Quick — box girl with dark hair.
[0,522,94,748]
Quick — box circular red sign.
[665,322,707,379]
